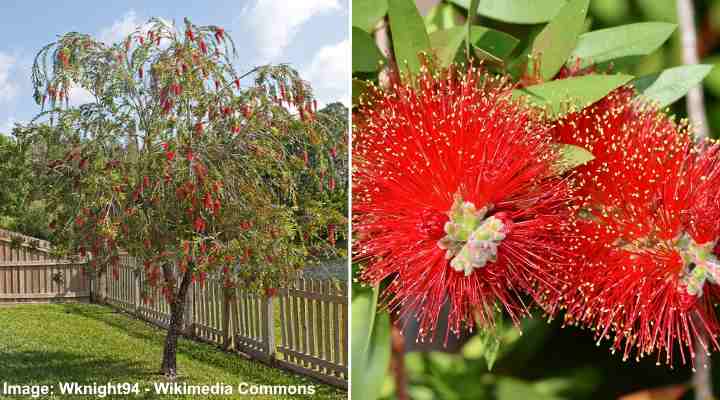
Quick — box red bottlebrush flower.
[199,40,207,55]
[234,79,240,90]
[194,216,206,233]
[203,193,214,212]
[214,28,224,43]
[548,87,720,367]
[186,150,195,161]
[353,65,575,340]
[265,287,278,298]
[328,224,336,246]
[185,29,194,41]
[194,122,204,136]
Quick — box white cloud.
[97,10,173,46]
[98,10,142,45]
[0,117,19,134]
[242,0,341,61]
[0,53,18,103]
[303,39,350,106]
[68,85,95,105]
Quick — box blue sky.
[0,0,349,133]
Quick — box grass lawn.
[0,303,346,399]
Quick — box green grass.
[0,303,346,399]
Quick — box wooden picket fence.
[99,258,348,388]
[0,229,89,302]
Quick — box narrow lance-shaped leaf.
[514,73,633,117]
[424,2,463,33]
[553,144,595,175]
[633,64,714,108]
[353,0,389,32]
[466,0,480,57]
[429,27,467,67]
[351,285,391,400]
[449,0,568,24]
[352,27,385,73]
[432,26,519,67]
[531,0,590,80]
[388,0,431,78]
[569,22,676,68]
[352,79,372,106]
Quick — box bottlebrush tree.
[21,18,345,378]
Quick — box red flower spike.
[194,216,206,233]
[548,86,720,367]
[353,65,575,341]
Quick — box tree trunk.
[159,266,192,379]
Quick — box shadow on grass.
[55,303,337,391]
[0,350,149,384]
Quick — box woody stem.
[677,0,713,398]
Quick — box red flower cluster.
[353,65,575,341]
[549,87,720,367]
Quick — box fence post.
[184,282,194,336]
[222,290,231,350]
[134,269,141,316]
[262,294,275,362]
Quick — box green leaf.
[449,0,568,24]
[703,57,720,97]
[467,0,480,56]
[352,27,385,73]
[463,331,501,370]
[471,27,520,60]
[352,79,372,106]
[531,0,590,80]
[429,27,467,67]
[433,26,519,67]
[388,0,431,78]
[424,2,463,33]
[634,64,715,108]
[553,144,594,174]
[353,0,389,32]
[351,285,391,400]
[590,0,630,24]
[570,22,676,68]
[497,378,564,400]
[514,73,633,117]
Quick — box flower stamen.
[438,193,509,276]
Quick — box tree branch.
[677,0,713,398]
[677,0,710,140]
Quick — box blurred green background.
[369,1,720,399]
